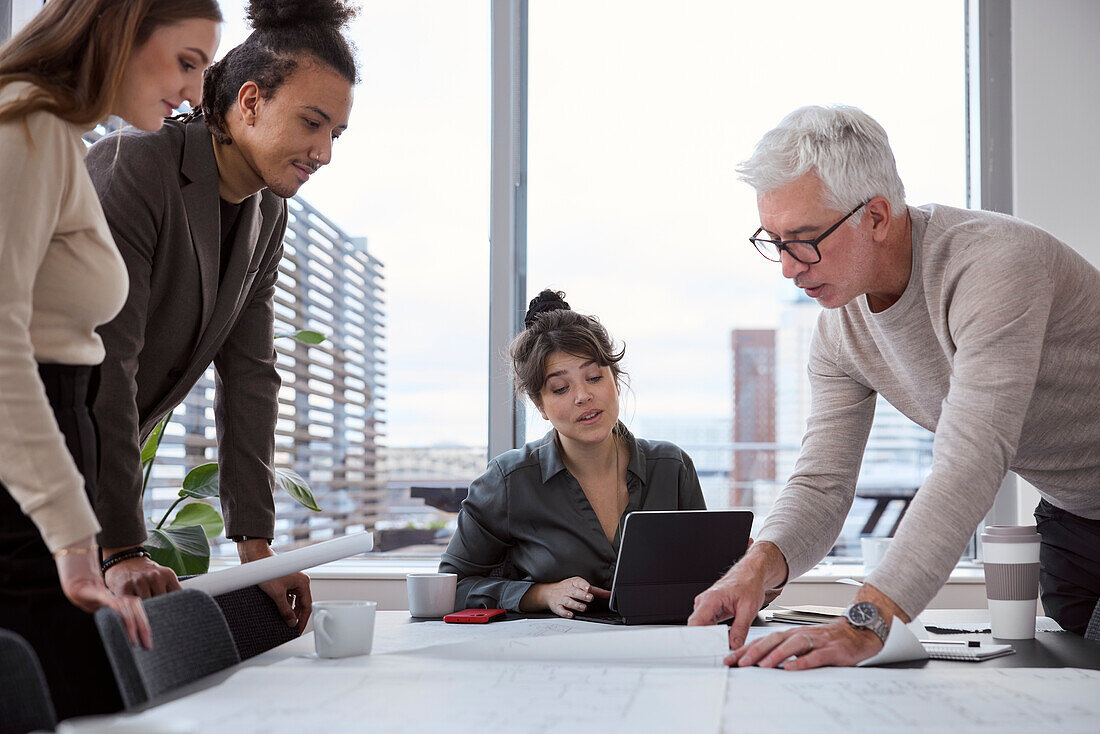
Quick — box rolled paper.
[181,532,374,596]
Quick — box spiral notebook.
[921,642,1015,661]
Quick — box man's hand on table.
[726,582,909,670]
[238,539,313,633]
[687,539,788,648]
[103,547,182,598]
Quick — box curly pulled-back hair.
[511,290,627,405]
[201,0,360,144]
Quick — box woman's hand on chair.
[54,536,153,649]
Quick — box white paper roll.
[181,532,374,597]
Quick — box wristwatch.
[844,601,889,645]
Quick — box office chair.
[213,584,300,660]
[1086,598,1100,642]
[0,628,58,734]
[94,588,240,709]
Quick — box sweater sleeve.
[866,244,1054,618]
[438,461,533,611]
[0,113,100,551]
[755,318,877,582]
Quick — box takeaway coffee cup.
[981,525,1041,639]
[860,537,892,572]
[313,600,377,658]
[407,572,457,618]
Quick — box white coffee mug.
[407,572,457,618]
[313,600,377,658]
[861,537,892,573]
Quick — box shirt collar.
[535,423,648,485]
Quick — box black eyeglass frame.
[749,201,869,265]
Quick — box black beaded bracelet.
[100,546,151,575]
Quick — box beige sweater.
[0,82,128,551]
[757,204,1100,618]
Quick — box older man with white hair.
[688,105,1100,668]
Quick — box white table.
[77,611,1100,734]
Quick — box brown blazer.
[87,117,288,548]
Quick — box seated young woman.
[439,290,705,618]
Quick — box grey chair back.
[1086,598,1100,642]
[0,628,57,734]
[213,584,300,660]
[94,588,240,709]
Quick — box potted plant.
[141,329,325,575]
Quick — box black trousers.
[1034,498,1100,637]
[0,364,122,721]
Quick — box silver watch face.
[847,601,878,625]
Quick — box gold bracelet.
[53,547,94,558]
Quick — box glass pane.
[141,1,490,558]
[526,0,965,560]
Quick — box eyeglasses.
[749,201,869,265]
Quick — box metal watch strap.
[864,615,889,645]
[846,602,890,645]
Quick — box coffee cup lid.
[981,525,1040,543]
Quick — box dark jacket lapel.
[180,119,221,334]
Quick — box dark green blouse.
[439,425,706,611]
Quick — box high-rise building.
[730,330,776,509]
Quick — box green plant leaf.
[274,329,326,344]
[275,467,321,511]
[167,502,224,539]
[140,411,173,498]
[180,462,220,498]
[145,525,210,576]
[140,413,171,466]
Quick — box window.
[523,0,967,558]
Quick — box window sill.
[209,557,986,583]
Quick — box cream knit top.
[0,82,128,551]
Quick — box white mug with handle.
[314,600,377,658]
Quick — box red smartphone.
[443,608,507,624]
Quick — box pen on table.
[920,639,982,647]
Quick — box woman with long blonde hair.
[0,0,221,720]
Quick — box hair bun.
[248,0,358,31]
[524,289,570,329]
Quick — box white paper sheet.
[181,532,373,596]
[125,656,728,734]
[857,616,930,667]
[723,667,1100,734]
[401,624,733,667]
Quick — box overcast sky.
[218,1,966,448]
